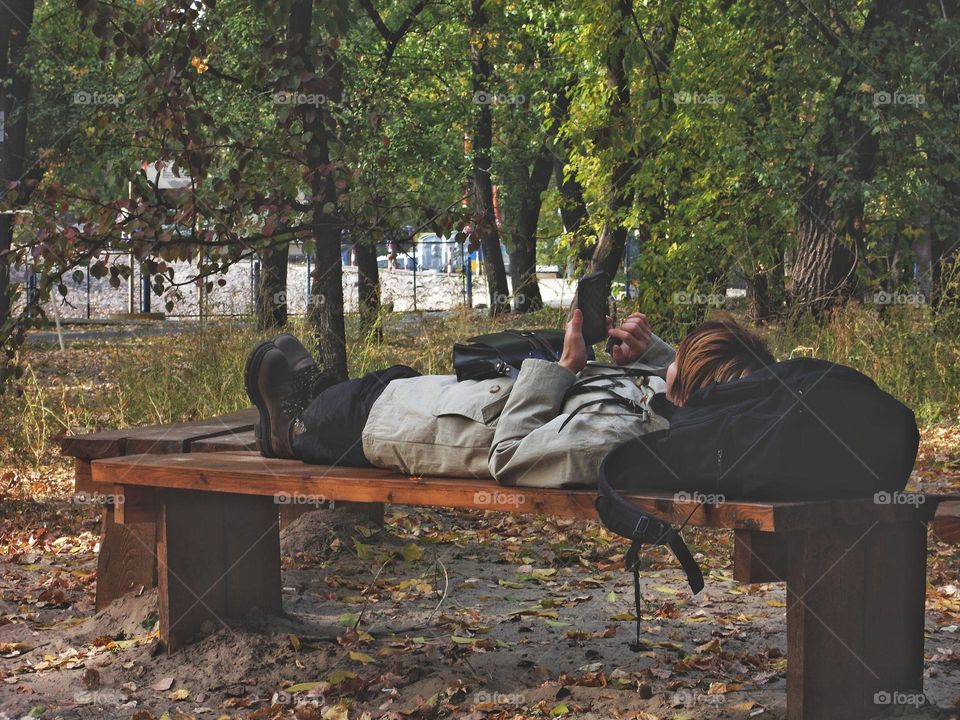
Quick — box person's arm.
[487,358,577,484]
[488,311,584,484]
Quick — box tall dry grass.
[1,300,957,477]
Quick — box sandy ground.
[0,505,958,720]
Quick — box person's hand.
[559,309,588,374]
[606,312,653,365]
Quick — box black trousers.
[292,365,421,467]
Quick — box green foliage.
[4,0,960,384]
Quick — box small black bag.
[453,329,594,381]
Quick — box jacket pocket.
[431,379,511,424]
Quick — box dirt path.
[1,506,958,720]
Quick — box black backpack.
[594,358,920,646]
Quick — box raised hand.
[606,312,653,365]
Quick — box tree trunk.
[553,157,593,265]
[256,243,288,330]
[0,0,35,378]
[354,238,382,342]
[789,171,859,311]
[748,264,771,324]
[469,0,509,314]
[789,0,902,313]
[287,0,348,380]
[507,147,552,312]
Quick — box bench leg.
[339,501,385,527]
[785,520,926,720]
[733,530,786,583]
[95,504,157,610]
[157,489,282,652]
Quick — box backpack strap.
[596,443,705,649]
[558,396,647,433]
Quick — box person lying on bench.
[244,311,773,488]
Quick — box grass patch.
[1,302,958,480]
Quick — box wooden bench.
[62,410,952,720]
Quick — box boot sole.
[244,340,278,458]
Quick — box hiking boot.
[271,333,338,416]
[244,340,299,459]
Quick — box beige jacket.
[361,335,676,487]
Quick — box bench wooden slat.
[932,501,960,544]
[191,429,258,453]
[91,451,927,532]
[61,408,258,460]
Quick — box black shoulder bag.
[452,329,594,381]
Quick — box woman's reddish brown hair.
[671,312,775,405]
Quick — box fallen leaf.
[151,677,174,692]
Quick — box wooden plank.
[191,430,258,453]
[158,490,228,652]
[93,452,774,529]
[733,530,786,583]
[95,506,157,611]
[861,520,926,707]
[156,489,281,652]
[124,408,258,455]
[62,429,128,462]
[786,524,869,720]
[932,501,960,544]
[223,495,282,617]
[61,408,257,460]
[114,485,157,525]
[74,460,96,494]
[88,451,924,533]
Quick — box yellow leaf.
[349,651,376,664]
[168,688,190,701]
[401,543,423,562]
[322,704,349,720]
[767,599,786,608]
[696,638,722,654]
[653,585,679,595]
[286,681,325,693]
[327,670,357,684]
